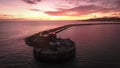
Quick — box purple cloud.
[21,0,120,17]
[45,5,112,16]
[86,0,120,9]
[22,0,41,4]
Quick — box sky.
[0,0,120,21]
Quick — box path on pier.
[29,23,120,38]
[39,23,120,35]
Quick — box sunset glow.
[0,0,120,21]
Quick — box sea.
[0,21,120,68]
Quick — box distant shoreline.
[82,17,120,22]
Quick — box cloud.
[86,0,120,9]
[45,5,112,16]
[22,0,41,4]
[0,14,14,17]
[29,9,41,11]
[22,0,120,17]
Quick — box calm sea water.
[0,21,120,68]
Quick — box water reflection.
[58,25,120,67]
[0,21,120,68]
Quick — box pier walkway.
[28,23,120,38]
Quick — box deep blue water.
[0,21,120,68]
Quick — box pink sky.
[0,0,120,21]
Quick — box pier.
[25,22,120,46]
[25,22,120,62]
[27,23,120,39]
